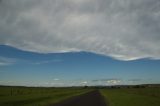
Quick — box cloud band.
[0,0,160,60]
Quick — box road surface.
[51,90,107,106]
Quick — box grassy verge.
[100,87,160,106]
[0,86,92,106]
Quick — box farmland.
[0,86,91,106]
[101,87,160,106]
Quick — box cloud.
[0,62,10,66]
[53,78,60,81]
[128,79,143,82]
[106,79,121,84]
[0,0,160,60]
[0,56,36,66]
[33,59,62,65]
[81,81,88,84]
[0,55,63,66]
[92,79,121,85]
[0,56,16,66]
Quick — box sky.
[0,0,160,86]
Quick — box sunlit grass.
[101,87,160,106]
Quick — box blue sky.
[0,0,160,86]
[0,45,160,86]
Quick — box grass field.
[101,87,160,106]
[1,86,160,106]
[0,86,91,106]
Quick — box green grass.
[101,87,160,106]
[0,86,91,106]
[1,86,160,106]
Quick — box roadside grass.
[100,87,160,106]
[0,86,91,106]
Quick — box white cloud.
[0,0,160,60]
[33,59,62,65]
[81,81,88,84]
[0,62,11,66]
[91,79,122,85]
[0,56,16,66]
[0,56,32,66]
[53,78,59,81]
[107,80,121,84]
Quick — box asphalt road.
[51,90,107,106]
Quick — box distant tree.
[84,85,88,89]
[134,85,141,88]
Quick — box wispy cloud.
[128,79,143,82]
[53,78,60,81]
[0,55,63,66]
[0,0,160,60]
[92,78,121,82]
[0,56,16,66]
[0,62,11,66]
[0,56,35,66]
[32,59,62,65]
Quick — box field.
[101,87,160,106]
[0,86,160,106]
[0,86,91,106]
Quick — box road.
[51,90,107,106]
